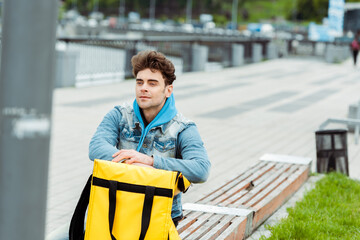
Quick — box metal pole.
[149,0,156,23]
[292,0,297,21]
[0,0,57,239]
[0,0,3,21]
[231,0,239,30]
[118,0,125,24]
[93,0,99,12]
[73,0,77,10]
[186,0,192,24]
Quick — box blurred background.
[1,1,360,239]
[0,0,359,86]
[55,0,358,38]
[21,0,360,87]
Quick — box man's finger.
[112,157,129,163]
[112,149,132,158]
[119,158,129,163]
[112,151,121,157]
[115,152,129,160]
[112,155,123,162]
[126,158,136,164]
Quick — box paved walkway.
[46,56,360,237]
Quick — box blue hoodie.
[133,93,177,152]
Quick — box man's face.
[135,68,173,114]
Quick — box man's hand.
[112,149,154,167]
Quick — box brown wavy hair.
[131,50,176,85]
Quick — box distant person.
[350,31,360,66]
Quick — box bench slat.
[184,214,224,240]
[180,213,214,239]
[244,164,301,207]
[177,211,204,233]
[197,215,237,240]
[238,163,294,206]
[197,161,270,204]
[221,163,290,206]
[202,162,277,205]
[215,216,249,240]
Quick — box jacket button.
[143,144,147,148]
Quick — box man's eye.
[149,82,156,86]
[136,81,143,85]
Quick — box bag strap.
[106,182,158,240]
[139,186,156,240]
[69,174,92,240]
[108,180,118,240]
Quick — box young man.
[89,50,211,225]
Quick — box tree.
[296,0,359,23]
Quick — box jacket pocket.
[119,127,141,149]
[153,138,175,153]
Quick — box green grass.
[260,172,360,240]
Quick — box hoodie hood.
[133,93,177,151]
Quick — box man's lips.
[140,96,151,99]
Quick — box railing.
[56,35,271,87]
[55,35,351,88]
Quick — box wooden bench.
[178,153,312,240]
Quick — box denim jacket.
[89,103,211,219]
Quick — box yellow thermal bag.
[69,159,191,240]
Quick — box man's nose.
[140,84,148,92]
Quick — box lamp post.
[231,0,239,30]
[93,0,99,12]
[72,0,77,10]
[186,0,192,24]
[292,0,297,22]
[149,0,156,23]
[118,0,125,24]
[0,0,57,239]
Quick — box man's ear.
[165,84,173,98]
